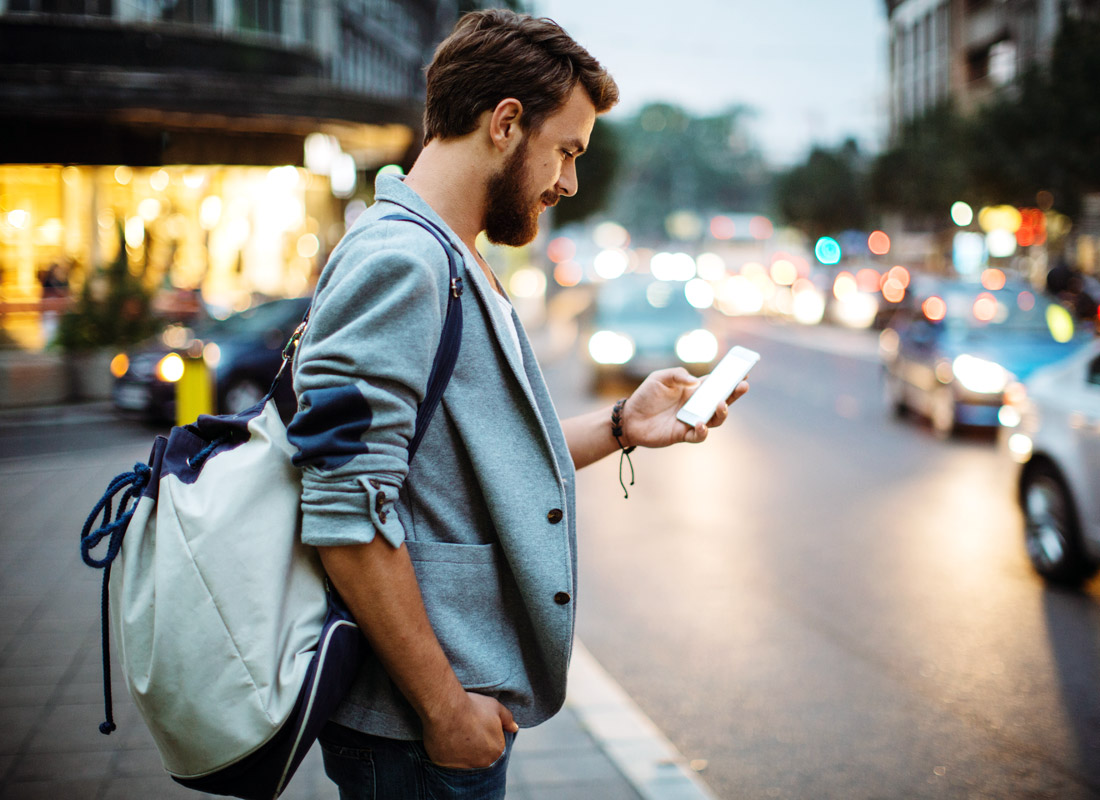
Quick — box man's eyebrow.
[564,138,586,155]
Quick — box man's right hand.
[422,691,519,769]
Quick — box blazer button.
[554,591,571,605]
[547,508,563,524]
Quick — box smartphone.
[675,345,760,428]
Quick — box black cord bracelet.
[611,398,636,498]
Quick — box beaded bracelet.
[611,398,636,498]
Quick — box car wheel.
[221,379,266,415]
[930,386,957,439]
[1021,463,1097,585]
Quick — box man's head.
[423,9,619,145]
[422,10,618,246]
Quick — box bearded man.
[290,9,748,798]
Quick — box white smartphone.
[675,345,760,427]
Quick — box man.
[291,9,749,798]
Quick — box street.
[546,316,1100,799]
[2,315,1099,799]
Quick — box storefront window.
[0,163,341,349]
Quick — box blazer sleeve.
[289,220,445,549]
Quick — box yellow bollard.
[176,355,214,426]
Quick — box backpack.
[78,213,464,799]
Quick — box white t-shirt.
[493,290,524,370]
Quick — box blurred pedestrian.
[289,10,750,799]
[38,259,70,345]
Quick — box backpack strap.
[378,212,465,461]
[274,211,464,462]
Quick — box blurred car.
[584,275,719,392]
[879,280,1091,437]
[111,296,311,421]
[999,339,1100,584]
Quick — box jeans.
[318,722,516,800]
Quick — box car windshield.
[197,299,306,338]
[595,279,701,326]
[934,288,1075,341]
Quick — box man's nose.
[557,161,578,197]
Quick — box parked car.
[583,275,719,393]
[879,280,1091,437]
[999,339,1100,584]
[111,296,311,421]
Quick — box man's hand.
[422,691,518,769]
[622,367,748,448]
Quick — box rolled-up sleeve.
[290,220,444,549]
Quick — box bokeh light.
[922,296,947,322]
[950,201,973,227]
[770,259,797,286]
[973,292,998,322]
[547,236,576,264]
[709,215,736,240]
[815,236,842,265]
[684,278,715,309]
[980,268,1006,290]
[553,261,582,287]
[749,216,774,240]
[868,230,891,255]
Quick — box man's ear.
[488,98,524,153]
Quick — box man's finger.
[498,703,519,733]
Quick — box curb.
[567,641,718,800]
[0,399,117,429]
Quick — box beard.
[484,140,559,247]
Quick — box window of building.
[160,0,215,26]
[238,0,281,34]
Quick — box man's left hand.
[621,367,748,448]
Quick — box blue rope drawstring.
[187,435,229,471]
[80,462,152,735]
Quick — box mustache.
[541,190,560,207]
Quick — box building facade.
[886,0,1097,134]
[0,0,480,348]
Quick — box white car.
[1000,339,1100,584]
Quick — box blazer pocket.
[404,540,519,690]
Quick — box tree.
[776,138,871,240]
[868,103,974,227]
[606,103,770,241]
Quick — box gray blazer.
[291,174,578,739]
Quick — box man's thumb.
[499,704,519,733]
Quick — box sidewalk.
[0,409,716,800]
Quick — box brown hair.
[423,9,619,144]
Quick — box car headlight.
[156,353,185,383]
[675,329,718,363]
[588,331,635,365]
[952,354,1010,394]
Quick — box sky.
[531,0,891,166]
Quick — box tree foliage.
[604,103,770,241]
[775,139,871,240]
